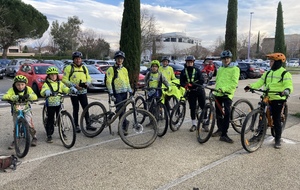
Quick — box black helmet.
[161,56,170,62]
[114,51,125,59]
[72,51,83,60]
[185,55,195,61]
[220,50,233,58]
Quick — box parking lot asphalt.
[0,76,300,189]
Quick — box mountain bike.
[79,91,158,149]
[42,93,76,148]
[241,88,288,153]
[2,97,34,158]
[134,87,169,137]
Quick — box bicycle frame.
[14,103,28,139]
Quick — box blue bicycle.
[2,97,32,158]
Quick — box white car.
[86,65,106,91]
[286,60,299,67]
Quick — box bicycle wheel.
[80,102,107,138]
[134,96,147,123]
[59,111,76,148]
[231,99,253,134]
[155,102,168,137]
[241,109,267,153]
[196,103,215,143]
[169,101,186,131]
[14,118,30,158]
[42,104,47,127]
[118,108,158,149]
[271,104,288,137]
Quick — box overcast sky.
[22,0,300,50]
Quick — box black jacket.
[180,65,205,90]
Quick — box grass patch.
[292,112,300,118]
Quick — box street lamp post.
[247,12,254,61]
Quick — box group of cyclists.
[2,49,293,150]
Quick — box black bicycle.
[241,88,288,153]
[42,93,76,149]
[134,87,169,137]
[80,92,158,149]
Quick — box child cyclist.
[40,66,78,143]
[3,75,38,149]
[144,60,171,102]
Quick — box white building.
[141,32,201,61]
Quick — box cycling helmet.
[72,51,83,60]
[266,53,286,63]
[185,55,195,61]
[151,60,160,68]
[14,75,28,84]
[220,50,233,58]
[46,66,59,74]
[161,56,170,62]
[114,51,125,59]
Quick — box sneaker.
[8,141,14,150]
[86,125,97,131]
[212,130,222,137]
[189,125,196,132]
[46,136,53,143]
[31,137,37,147]
[249,134,262,142]
[202,125,209,132]
[220,136,234,143]
[274,140,281,149]
[75,126,81,133]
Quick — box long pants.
[70,93,89,127]
[187,90,206,120]
[269,100,285,141]
[45,106,60,136]
[215,96,232,136]
[114,92,128,129]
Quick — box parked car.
[85,65,106,91]
[41,60,65,71]
[140,65,149,75]
[254,62,270,71]
[0,59,10,79]
[16,63,63,96]
[237,62,261,80]
[137,74,145,89]
[98,65,112,74]
[286,60,299,67]
[6,59,36,77]
[97,60,116,66]
[168,63,184,78]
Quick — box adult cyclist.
[244,53,293,149]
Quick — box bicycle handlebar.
[247,88,287,97]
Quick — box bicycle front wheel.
[241,109,267,153]
[59,111,76,148]
[14,118,30,158]
[80,102,107,138]
[155,102,169,137]
[118,108,158,149]
[170,101,186,131]
[231,99,253,134]
[196,103,215,143]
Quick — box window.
[171,38,176,42]
[178,38,183,42]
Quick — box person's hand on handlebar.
[184,83,192,90]
[244,85,251,92]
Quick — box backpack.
[0,155,19,171]
[144,72,163,88]
[68,64,87,80]
[104,66,118,93]
[264,70,288,85]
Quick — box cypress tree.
[274,1,286,55]
[120,0,141,87]
[224,0,238,61]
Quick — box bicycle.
[42,93,76,149]
[134,87,169,137]
[203,85,254,134]
[2,97,35,158]
[79,91,158,149]
[169,83,214,139]
[241,88,288,153]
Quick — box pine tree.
[224,0,238,61]
[256,31,260,54]
[274,1,286,55]
[120,0,141,87]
